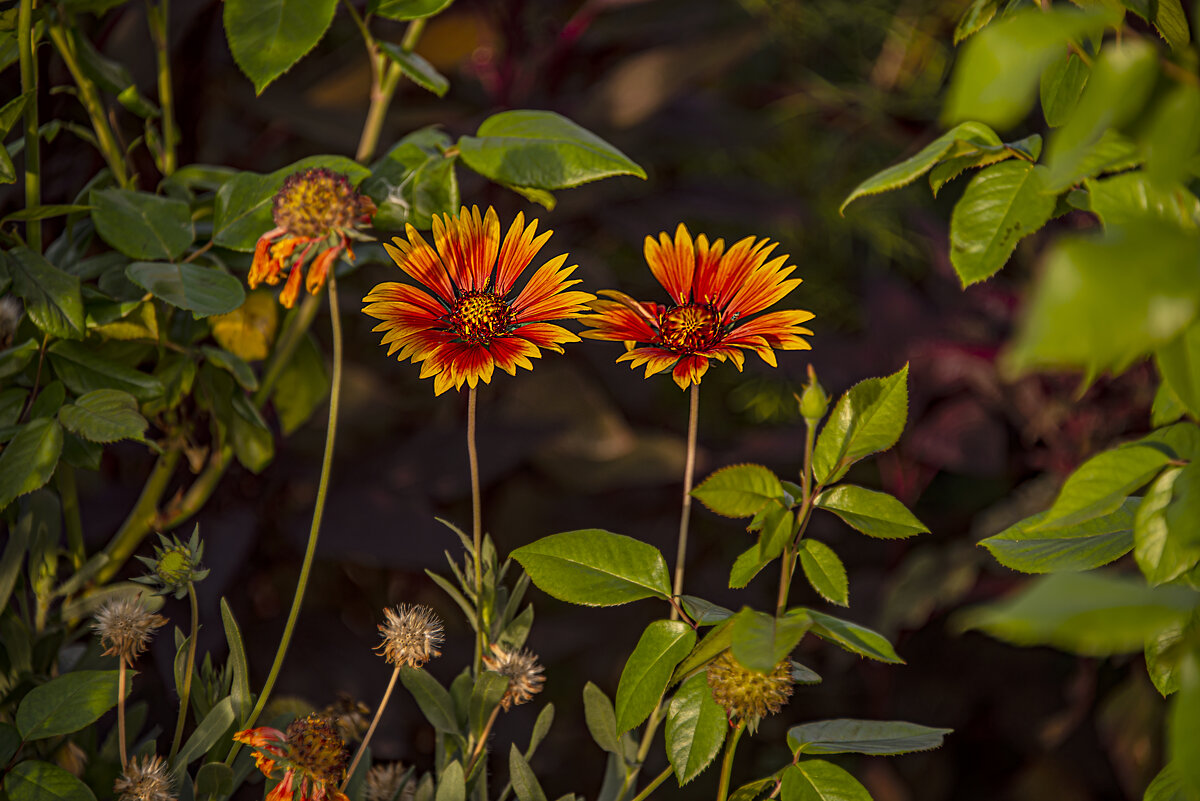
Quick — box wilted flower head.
[114,754,174,801]
[93,596,167,666]
[376,604,444,669]
[235,714,350,801]
[365,762,414,801]
[250,168,376,308]
[581,224,813,389]
[481,643,545,710]
[322,693,372,743]
[362,206,595,395]
[132,526,210,599]
[705,650,793,732]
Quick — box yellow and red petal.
[644,224,695,304]
[266,769,296,801]
[671,354,710,389]
[495,212,554,296]
[433,205,500,293]
[510,255,573,317]
[235,727,286,748]
[385,227,455,303]
[280,263,304,309]
[490,336,541,375]
[516,322,580,352]
[363,282,448,321]
[578,300,657,342]
[249,228,285,288]
[694,235,768,307]
[306,246,341,294]
[725,254,800,318]
[618,346,679,378]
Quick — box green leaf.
[781,760,872,801]
[840,121,1001,213]
[90,188,194,260]
[1038,440,1173,530]
[0,338,39,380]
[511,529,671,606]
[582,682,620,754]
[223,0,338,94]
[954,0,1000,43]
[272,333,330,435]
[220,598,253,725]
[1168,667,1200,796]
[729,543,772,590]
[730,608,811,673]
[806,609,903,664]
[173,696,235,770]
[1040,51,1089,128]
[956,571,1199,655]
[435,761,465,801]
[3,760,97,801]
[368,0,453,19]
[1135,466,1200,585]
[230,393,274,474]
[1143,763,1197,801]
[28,380,65,421]
[981,498,1138,573]
[469,670,510,739]
[0,91,30,139]
[0,419,63,511]
[928,134,1042,198]
[797,540,848,607]
[671,619,735,683]
[57,389,147,443]
[812,364,909,485]
[1145,622,1187,697]
[944,6,1119,130]
[0,205,94,224]
[1088,173,1200,230]
[47,341,164,401]
[16,670,121,740]
[786,719,952,756]
[1122,0,1190,50]
[692,464,787,518]
[195,762,234,801]
[379,42,448,96]
[7,247,84,339]
[201,346,258,392]
[457,110,646,191]
[615,620,696,734]
[126,261,245,317]
[509,745,548,801]
[949,161,1057,285]
[399,666,461,734]
[1006,221,1200,376]
[1145,84,1200,187]
[1158,321,1200,420]
[665,673,727,785]
[680,596,734,626]
[0,723,17,767]
[813,485,929,539]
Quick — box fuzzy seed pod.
[376,605,444,669]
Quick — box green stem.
[341,666,400,791]
[628,766,672,801]
[231,276,344,754]
[168,581,198,761]
[118,660,129,767]
[46,22,130,187]
[465,703,501,776]
[146,0,177,175]
[670,383,700,620]
[97,449,181,584]
[18,0,40,252]
[56,464,85,570]
[716,723,745,801]
[778,419,818,616]
[354,18,424,163]
[467,387,484,674]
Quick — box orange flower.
[235,716,350,801]
[363,206,594,395]
[580,224,814,389]
[249,168,376,308]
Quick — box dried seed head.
[285,714,350,788]
[93,596,167,666]
[365,762,415,801]
[705,651,793,731]
[376,605,444,668]
[114,755,174,801]
[322,693,373,743]
[481,643,545,710]
[273,168,375,239]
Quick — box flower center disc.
[273,169,357,238]
[660,304,720,353]
[451,292,513,345]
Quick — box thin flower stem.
[628,766,673,801]
[232,277,344,750]
[777,419,818,616]
[146,0,177,175]
[354,18,425,163]
[465,704,502,776]
[168,582,199,761]
[118,661,129,767]
[341,666,401,790]
[670,383,700,620]
[467,387,484,674]
[716,723,746,801]
[18,0,40,252]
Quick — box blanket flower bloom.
[363,206,594,395]
[250,168,376,308]
[580,224,814,389]
[235,714,350,801]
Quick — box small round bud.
[376,605,444,669]
[132,528,209,600]
[798,364,828,422]
[482,644,545,710]
[706,650,793,731]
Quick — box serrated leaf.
[812,364,909,485]
[671,618,735,683]
[1143,763,1195,801]
[665,673,727,785]
[1158,321,1200,421]
[680,596,734,626]
[1122,0,1190,50]
[615,620,695,734]
[90,188,194,260]
[1039,439,1173,530]
[0,419,63,511]
[57,389,147,443]
[797,540,848,606]
[1135,466,1200,585]
[692,464,787,518]
[223,0,338,94]
[949,160,1057,286]
[47,341,164,401]
[511,529,671,606]
[0,338,39,380]
[201,346,258,392]
[368,0,453,19]
[379,42,448,96]
[1040,51,1089,128]
[781,760,872,801]
[954,0,999,43]
[3,760,96,801]
[16,670,121,740]
[929,135,1041,197]
[806,609,903,664]
[1088,173,1200,230]
[981,498,1138,573]
[126,261,245,317]
[813,485,929,539]
[1145,622,1187,697]
[7,247,84,339]
[786,719,952,756]
[731,608,811,673]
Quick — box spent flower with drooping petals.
[250,168,376,308]
[235,714,350,801]
[376,604,444,669]
[581,223,813,389]
[93,596,167,666]
[114,754,174,801]
[363,206,594,395]
[481,643,545,710]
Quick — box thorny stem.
[777,419,818,616]
[465,703,502,776]
[168,581,198,761]
[146,0,177,175]
[18,0,40,252]
[467,387,484,674]
[628,766,673,801]
[342,666,400,790]
[118,661,129,767]
[671,383,700,619]
[231,277,344,752]
[716,723,746,801]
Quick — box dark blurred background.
[18,0,1165,798]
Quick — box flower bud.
[798,364,828,422]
